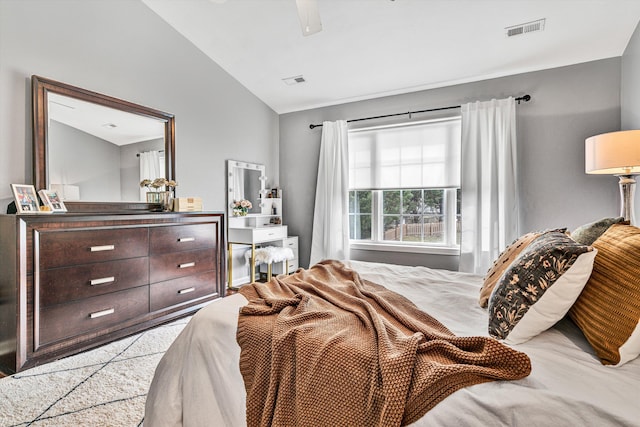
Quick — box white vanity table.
[228,224,289,285]
[226,160,298,287]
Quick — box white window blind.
[348,117,461,190]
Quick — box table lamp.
[585,130,640,225]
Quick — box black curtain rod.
[136,149,165,157]
[308,94,531,129]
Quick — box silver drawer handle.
[89,308,115,319]
[178,287,195,295]
[90,276,115,286]
[178,237,195,242]
[179,262,195,269]
[90,244,115,252]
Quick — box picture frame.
[10,184,40,214]
[38,189,67,212]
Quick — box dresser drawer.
[228,226,287,244]
[149,248,215,283]
[150,270,217,311]
[38,286,149,346]
[288,258,299,273]
[39,257,149,307]
[280,236,299,259]
[39,227,149,269]
[150,223,217,254]
[254,226,287,242]
[283,236,298,249]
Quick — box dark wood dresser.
[0,211,225,373]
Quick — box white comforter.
[145,261,640,427]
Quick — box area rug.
[0,316,191,427]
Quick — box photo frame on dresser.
[10,184,40,213]
[38,189,67,212]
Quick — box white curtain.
[310,120,350,266]
[459,97,519,274]
[139,150,164,200]
[232,170,245,202]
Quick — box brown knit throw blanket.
[237,260,531,427]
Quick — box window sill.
[350,241,460,256]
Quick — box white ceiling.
[48,93,165,145]
[142,0,640,114]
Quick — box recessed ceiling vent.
[505,18,546,37]
[282,75,306,86]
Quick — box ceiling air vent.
[282,75,306,86]
[505,19,546,37]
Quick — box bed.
[145,255,640,426]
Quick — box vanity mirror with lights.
[0,76,225,373]
[227,160,268,218]
[226,160,298,287]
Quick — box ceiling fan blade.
[295,0,322,36]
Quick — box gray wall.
[0,0,279,214]
[49,121,121,201]
[621,21,640,219]
[280,58,623,270]
[622,21,640,129]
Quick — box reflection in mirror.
[227,160,266,217]
[32,75,175,211]
[47,93,166,202]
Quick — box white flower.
[140,178,178,192]
[233,199,252,209]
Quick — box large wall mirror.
[227,160,266,218]
[32,75,175,212]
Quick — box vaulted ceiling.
[143,0,640,114]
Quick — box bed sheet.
[145,261,640,427]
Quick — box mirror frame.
[32,75,175,212]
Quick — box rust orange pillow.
[568,224,640,366]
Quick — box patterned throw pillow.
[570,217,626,245]
[569,224,640,366]
[488,231,596,344]
[479,228,566,308]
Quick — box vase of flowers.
[141,178,178,211]
[232,199,252,216]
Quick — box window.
[348,117,461,252]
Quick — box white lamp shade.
[585,130,640,175]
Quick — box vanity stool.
[245,246,295,282]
